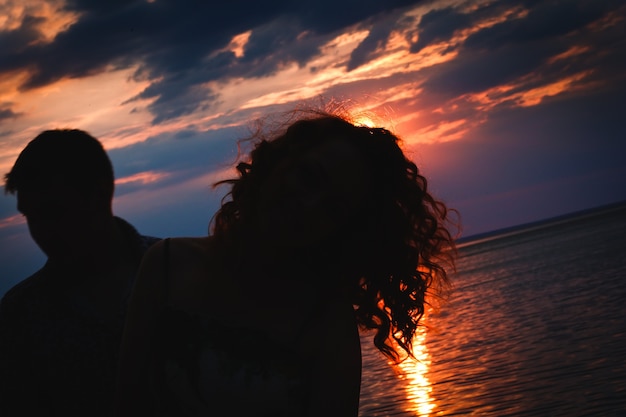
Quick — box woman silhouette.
[116,111,456,417]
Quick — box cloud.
[0,106,21,122]
[463,0,616,49]
[410,6,473,54]
[0,14,46,56]
[347,13,403,71]
[388,0,626,151]
[1,0,427,125]
[1,0,623,131]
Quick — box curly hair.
[211,111,457,361]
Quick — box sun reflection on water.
[394,320,434,416]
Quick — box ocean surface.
[357,203,626,416]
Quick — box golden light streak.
[323,29,371,52]
[395,323,435,416]
[377,84,425,108]
[238,63,331,109]
[347,45,456,82]
[402,118,471,145]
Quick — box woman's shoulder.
[157,236,227,314]
[138,237,205,273]
[168,235,212,256]
[141,236,213,264]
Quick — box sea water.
[358,203,626,416]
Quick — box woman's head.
[214,115,368,256]
[212,111,457,360]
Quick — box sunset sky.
[1,0,625,295]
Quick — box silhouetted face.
[256,139,368,256]
[17,184,104,263]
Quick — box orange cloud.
[587,6,625,32]
[0,214,25,230]
[228,31,252,58]
[0,0,79,43]
[515,71,594,107]
[0,66,155,173]
[116,170,170,186]
[233,4,530,122]
[461,68,595,111]
[406,118,471,144]
[547,45,591,64]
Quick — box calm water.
[358,204,626,416]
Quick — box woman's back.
[139,237,361,416]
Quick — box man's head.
[5,129,116,261]
[5,129,114,202]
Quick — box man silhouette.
[0,129,159,416]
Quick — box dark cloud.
[0,107,20,122]
[410,6,472,54]
[463,0,618,50]
[137,80,222,125]
[347,13,400,71]
[421,42,559,98]
[418,1,626,99]
[290,0,418,35]
[238,17,320,75]
[0,0,424,124]
[0,15,44,57]
[409,1,516,54]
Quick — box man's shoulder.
[0,269,46,311]
[113,216,160,256]
[138,234,161,252]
